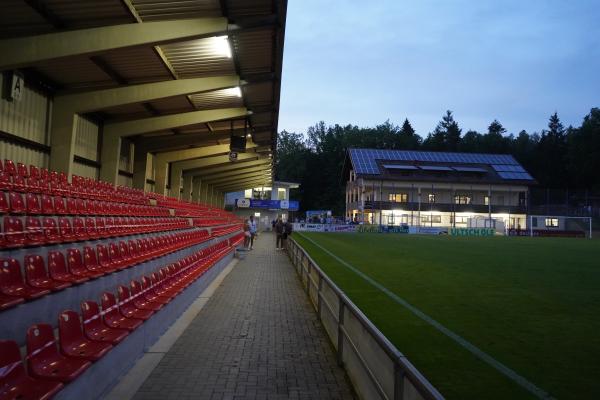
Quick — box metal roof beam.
[203,171,272,185]
[56,75,240,113]
[184,158,271,177]
[188,164,271,181]
[0,17,228,70]
[217,178,272,192]
[104,107,248,138]
[161,152,259,196]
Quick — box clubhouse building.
[343,149,535,231]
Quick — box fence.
[287,238,444,400]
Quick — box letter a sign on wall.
[9,71,24,102]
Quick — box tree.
[423,110,462,151]
[536,113,568,187]
[398,119,421,149]
[481,119,510,153]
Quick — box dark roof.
[346,148,535,184]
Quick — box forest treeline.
[275,108,600,214]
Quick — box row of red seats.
[0,190,170,217]
[212,224,244,237]
[193,217,234,227]
[0,160,149,205]
[1,215,189,249]
[0,240,234,400]
[0,231,209,310]
[0,229,211,310]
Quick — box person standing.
[282,219,293,249]
[275,217,284,250]
[243,219,251,249]
[248,215,257,250]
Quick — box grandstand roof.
[0,0,287,192]
[344,148,536,184]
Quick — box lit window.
[428,193,435,203]
[484,196,490,206]
[545,218,558,227]
[389,193,408,203]
[454,195,471,205]
[421,215,441,223]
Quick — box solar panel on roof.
[383,164,418,170]
[419,165,453,171]
[452,166,487,172]
[497,171,534,180]
[492,165,526,173]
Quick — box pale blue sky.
[278,0,600,136]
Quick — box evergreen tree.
[398,119,421,149]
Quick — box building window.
[428,193,436,203]
[389,193,408,203]
[421,215,441,223]
[484,196,490,206]
[450,216,468,224]
[454,195,471,205]
[277,188,286,200]
[545,218,559,228]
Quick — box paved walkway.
[133,233,355,400]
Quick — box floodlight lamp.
[211,35,232,58]
[224,86,242,97]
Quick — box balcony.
[362,201,527,214]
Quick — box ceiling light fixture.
[211,35,232,58]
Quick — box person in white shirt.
[248,215,257,250]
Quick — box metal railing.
[287,238,444,400]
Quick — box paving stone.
[133,233,355,400]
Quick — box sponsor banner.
[325,224,356,232]
[293,223,325,232]
[236,198,251,208]
[450,227,495,236]
[409,226,449,235]
[357,225,409,234]
[236,199,299,211]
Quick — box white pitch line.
[298,233,555,400]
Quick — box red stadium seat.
[117,286,153,320]
[3,160,17,176]
[65,197,77,214]
[17,162,28,178]
[72,217,88,241]
[24,254,72,291]
[83,246,108,276]
[1,258,50,300]
[29,165,40,180]
[54,196,67,214]
[101,292,142,331]
[96,244,118,273]
[26,324,91,382]
[85,217,99,239]
[108,243,125,270]
[80,301,128,344]
[8,192,25,214]
[3,216,26,248]
[0,172,12,191]
[129,280,162,311]
[0,191,8,214]
[141,275,172,303]
[0,292,24,310]
[58,217,76,242]
[39,168,49,181]
[48,251,88,285]
[25,216,45,245]
[127,240,142,263]
[42,217,61,243]
[40,194,55,214]
[95,217,106,237]
[58,310,113,361]
[67,248,103,280]
[25,193,41,214]
[118,241,132,267]
[12,175,27,192]
[0,340,64,400]
[75,198,86,215]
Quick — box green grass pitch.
[292,232,600,400]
